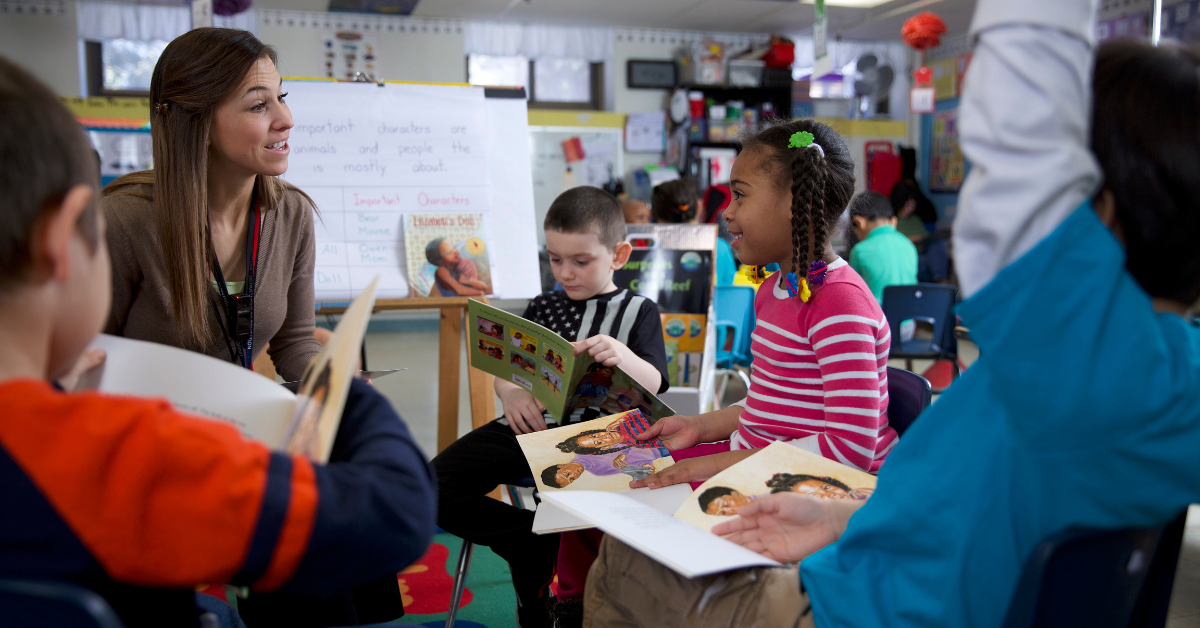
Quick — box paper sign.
[910,86,935,114]
[625,111,667,153]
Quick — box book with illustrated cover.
[85,277,380,464]
[404,213,493,298]
[467,299,674,422]
[539,441,878,577]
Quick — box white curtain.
[77,2,257,41]
[464,21,614,109]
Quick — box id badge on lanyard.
[213,204,261,369]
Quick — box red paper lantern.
[902,12,948,51]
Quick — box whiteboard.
[530,126,622,248]
[280,80,540,301]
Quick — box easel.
[316,296,496,453]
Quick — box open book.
[540,441,878,577]
[467,299,673,422]
[516,409,693,534]
[85,277,380,463]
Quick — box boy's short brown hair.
[544,186,626,250]
[0,56,100,290]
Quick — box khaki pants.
[584,537,817,628]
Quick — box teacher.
[102,28,321,381]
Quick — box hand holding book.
[711,493,861,563]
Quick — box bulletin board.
[279,79,540,301]
[529,126,623,248]
[929,107,965,192]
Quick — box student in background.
[652,178,736,286]
[621,199,651,224]
[586,1,1200,625]
[431,187,670,628]
[848,191,918,304]
[892,183,950,282]
[0,56,435,628]
[103,28,322,382]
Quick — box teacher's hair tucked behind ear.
[104,28,308,349]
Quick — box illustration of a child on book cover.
[405,213,493,297]
[674,441,877,532]
[517,410,675,493]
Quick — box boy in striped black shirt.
[431,186,670,628]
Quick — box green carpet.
[398,533,518,628]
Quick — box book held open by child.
[84,277,381,463]
[467,299,674,422]
[539,441,877,577]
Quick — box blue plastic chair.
[713,285,756,405]
[882,283,959,391]
[1002,510,1186,628]
[0,579,125,628]
[884,366,932,438]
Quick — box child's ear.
[33,184,94,283]
[611,241,633,269]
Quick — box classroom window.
[529,59,604,111]
[84,39,168,96]
[467,54,530,92]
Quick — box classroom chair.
[884,366,932,438]
[1001,510,1187,628]
[712,285,756,408]
[446,476,538,628]
[882,284,959,392]
[0,579,125,628]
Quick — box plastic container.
[688,91,705,118]
[728,59,764,87]
[688,117,707,142]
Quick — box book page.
[541,491,781,578]
[674,441,878,533]
[467,299,576,418]
[516,411,675,494]
[565,351,675,423]
[86,334,296,447]
[280,276,379,463]
[532,484,692,534]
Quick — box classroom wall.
[258,20,466,84]
[0,4,82,97]
[612,38,677,188]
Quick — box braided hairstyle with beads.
[742,120,855,298]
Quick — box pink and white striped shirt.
[732,258,898,472]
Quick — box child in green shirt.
[847,191,918,304]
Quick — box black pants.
[431,419,560,614]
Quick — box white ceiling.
[253,0,980,41]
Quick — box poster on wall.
[1161,1,1200,43]
[930,108,965,193]
[322,31,379,80]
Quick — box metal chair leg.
[446,540,475,628]
[734,368,751,395]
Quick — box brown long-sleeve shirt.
[102,183,322,382]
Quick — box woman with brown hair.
[103,28,321,382]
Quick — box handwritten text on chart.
[287,117,482,184]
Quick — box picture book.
[516,410,676,494]
[405,213,493,298]
[467,299,674,422]
[84,277,380,464]
[538,441,876,578]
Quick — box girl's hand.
[629,448,759,489]
[573,335,632,368]
[498,387,547,434]
[57,348,106,392]
[634,415,703,451]
[613,454,628,468]
[711,493,851,563]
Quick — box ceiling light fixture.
[800,0,893,8]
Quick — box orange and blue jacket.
[0,377,436,627]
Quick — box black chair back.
[882,284,958,359]
[0,579,125,628]
[1002,510,1187,628]
[885,367,932,437]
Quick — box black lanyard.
[211,204,260,369]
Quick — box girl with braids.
[629,119,897,492]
